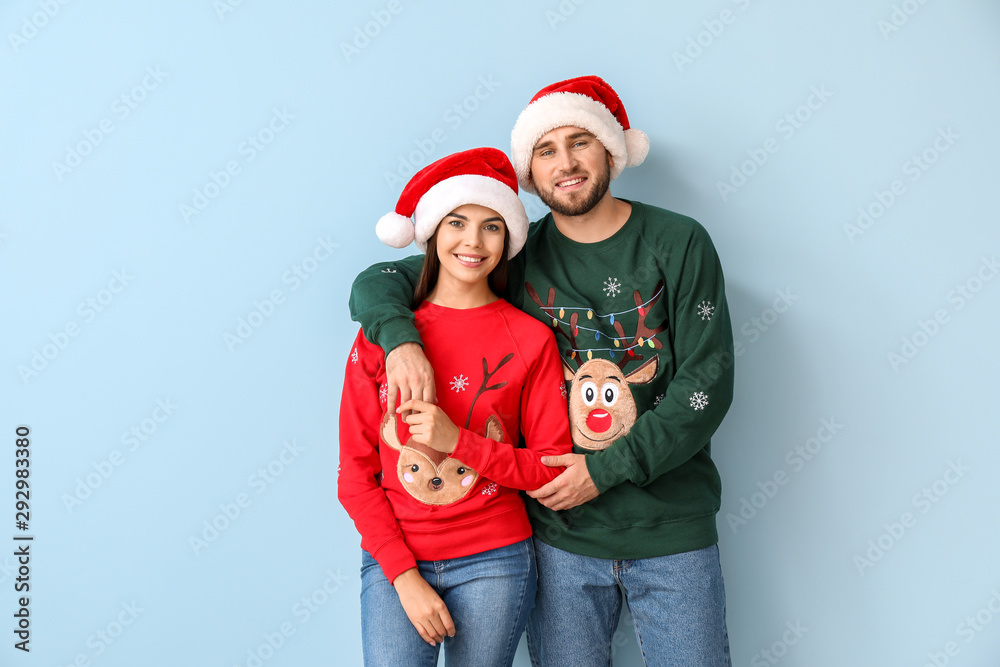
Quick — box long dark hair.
[412,221,510,307]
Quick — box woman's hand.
[393,568,455,646]
[397,400,460,454]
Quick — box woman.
[338,147,572,666]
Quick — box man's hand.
[386,342,436,415]
[393,568,455,646]
[526,453,599,511]
[398,399,460,454]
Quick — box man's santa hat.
[376,147,528,258]
[510,75,649,195]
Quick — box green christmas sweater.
[349,200,735,559]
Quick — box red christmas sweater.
[338,298,572,584]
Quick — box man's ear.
[607,150,614,170]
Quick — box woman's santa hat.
[510,75,649,195]
[376,147,529,258]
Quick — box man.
[350,75,734,666]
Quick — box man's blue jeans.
[360,538,536,667]
[526,540,731,666]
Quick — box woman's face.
[433,203,506,288]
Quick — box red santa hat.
[510,75,649,195]
[376,147,529,258]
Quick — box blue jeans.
[527,540,731,666]
[360,538,537,667]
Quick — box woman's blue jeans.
[360,538,536,667]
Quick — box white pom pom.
[375,212,415,248]
[624,128,649,167]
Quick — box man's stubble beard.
[535,159,611,217]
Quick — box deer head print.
[564,357,657,450]
[527,280,666,451]
[378,355,511,505]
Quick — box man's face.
[529,126,612,217]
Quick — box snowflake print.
[603,277,621,297]
[481,482,498,497]
[350,347,358,364]
[653,392,665,407]
[450,374,469,392]
[381,268,397,273]
[690,391,709,411]
[559,381,567,399]
[379,383,388,405]
[698,300,715,321]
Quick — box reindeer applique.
[379,354,513,505]
[527,281,666,451]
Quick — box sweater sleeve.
[347,255,425,354]
[450,326,572,491]
[585,226,735,492]
[337,329,416,584]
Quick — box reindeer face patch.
[379,411,507,506]
[566,357,658,450]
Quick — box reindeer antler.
[612,280,667,370]
[465,353,513,428]
[526,282,582,370]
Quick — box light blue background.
[2,1,998,665]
